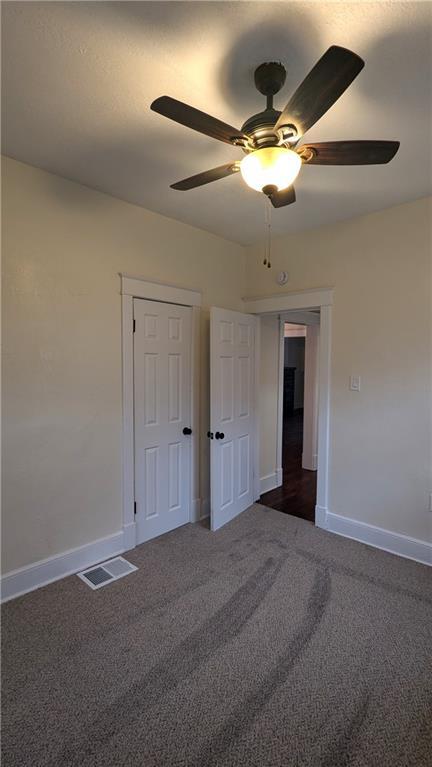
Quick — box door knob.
[207,431,214,439]
[215,431,225,440]
[182,427,192,435]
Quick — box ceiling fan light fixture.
[153,47,399,205]
[240,146,301,193]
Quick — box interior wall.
[246,196,432,544]
[3,155,431,576]
[1,156,246,573]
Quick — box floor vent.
[77,556,137,590]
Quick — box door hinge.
[133,318,136,333]
[134,501,137,515]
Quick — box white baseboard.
[191,498,201,523]
[200,498,210,520]
[123,521,137,550]
[324,511,432,567]
[191,498,210,522]
[6,507,428,604]
[302,453,318,471]
[315,505,328,528]
[260,469,283,495]
[1,526,135,603]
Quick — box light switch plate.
[350,375,361,391]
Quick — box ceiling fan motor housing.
[241,108,282,150]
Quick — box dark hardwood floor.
[258,410,317,523]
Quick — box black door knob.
[207,431,214,439]
[215,431,225,440]
[182,427,192,435]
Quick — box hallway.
[258,411,317,523]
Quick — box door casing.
[243,288,333,530]
[121,275,201,550]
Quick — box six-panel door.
[210,307,256,531]
[134,299,192,543]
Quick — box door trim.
[122,274,201,307]
[121,275,202,550]
[243,288,333,531]
[243,287,333,314]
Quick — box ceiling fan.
[151,46,400,208]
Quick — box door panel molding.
[121,276,201,551]
[134,299,192,543]
[210,307,258,531]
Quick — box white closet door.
[134,299,192,543]
[210,307,256,531]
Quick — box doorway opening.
[258,315,319,523]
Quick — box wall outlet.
[349,375,361,391]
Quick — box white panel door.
[210,308,256,531]
[134,299,192,543]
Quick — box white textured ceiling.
[2,1,431,245]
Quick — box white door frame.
[121,274,202,549]
[243,288,333,529]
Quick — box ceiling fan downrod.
[241,62,300,150]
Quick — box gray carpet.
[2,505,431,766]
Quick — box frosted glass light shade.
[240,146,301,192]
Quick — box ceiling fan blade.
[270,185,296,208]
[299,140,400,165]
[151,96,248,146]
[171,163,239,190]
[274,46,364,138]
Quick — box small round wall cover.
[276,270,289,286]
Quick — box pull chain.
[263,196,272,269]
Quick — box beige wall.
[2,157,246,572]
[2,156,431,576]
[246,197,432,544]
